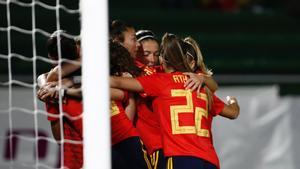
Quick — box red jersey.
[111,92,139,145]
[134,61,163,154]
[45,102,60,121]
[135,60,163,76]
[135,97,162,154]
[63,99,83,136]
[45,98,83,169]
[137,72,225,168]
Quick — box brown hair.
[47,30,78,61]
[161,33,213,111]
[109,20,134,43]
[109,41,141,77]
[183,37,213,111]
[160,33,192,72]
[184,37,212,76]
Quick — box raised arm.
[219,96,240,120]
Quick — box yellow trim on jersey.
[153,151,159,169]
[141,141,152,169]
[110,101,120,116]
[167,157,173,169]
[149,154,153,166]
[150,153,154,167]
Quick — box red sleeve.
[210,95,225,116]
[45,102,60,121]
[136,74,164,97]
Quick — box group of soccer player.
[36,19,240,169]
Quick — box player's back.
[137,72,221,168]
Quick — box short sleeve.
[210,95,225,116]
[136,74,164,97]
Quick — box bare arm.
[65,86,82,99]
[203,76,218,93]
[183,72,218,93]
[110,76,144,93]
[37,78,78,102]
[47,62,81,82]
[124,93,136,121]
[219,96,240,119]
[37,82,58,102]
[111,88,127,101]
[51,120,61,142]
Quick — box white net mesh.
[0,0,82,168]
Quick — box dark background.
[0,0,80,83]
[1,0,300,94]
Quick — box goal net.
[0,0,109,168]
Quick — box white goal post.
[80,0,110,169]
